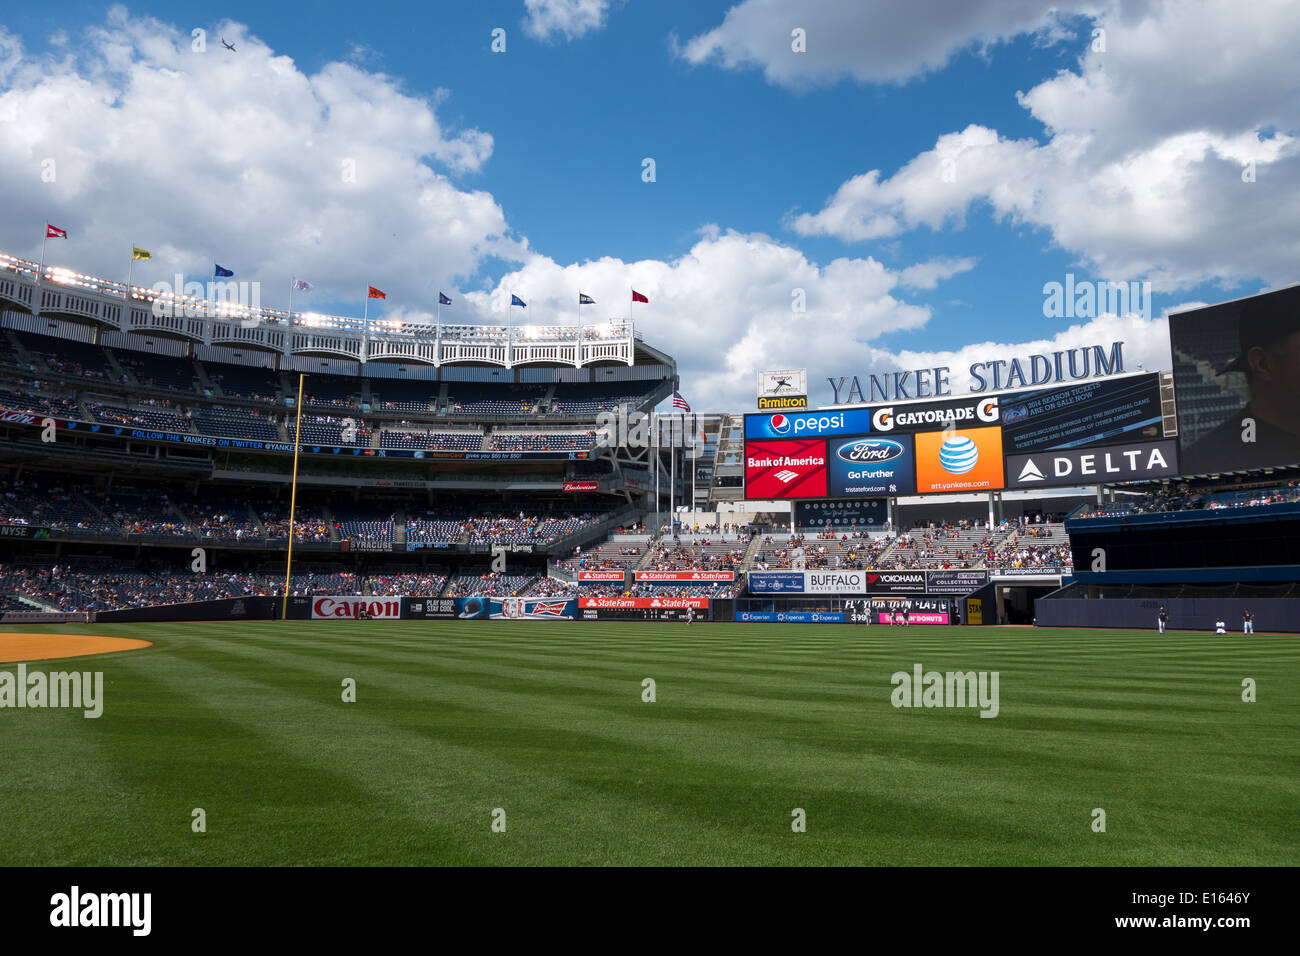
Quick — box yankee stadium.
[0,1,1296,927]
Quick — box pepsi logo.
[769,414,791,434]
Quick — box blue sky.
[1,1,1297,407]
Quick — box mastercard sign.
[744,438,828,499]
[914,426,1005,493]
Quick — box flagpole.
[126,244,134,300]
[691,415,697,530]
[670,414,676,533]
[435,294,442,366]
[654,412,660,528]
[38,224,48,284]
[281,372,306,620]
[288,277,294,325]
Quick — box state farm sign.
[634,570,734,582]
[311,596,403,619]
[577,570,626,581]
[578,596,710,609]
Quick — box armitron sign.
[311,597,402,619]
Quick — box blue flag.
[214,264,234,277]
[438,292,452,305]
[579,293,595,305]
[510,294,526,307]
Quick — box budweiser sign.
[577,570,626,581]
[562,481,599,492]
[633,570,734,582]
[578,596,710,609]
[311,596,402,619]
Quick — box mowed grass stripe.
[102,630,851,865]
[1,622,1296,865]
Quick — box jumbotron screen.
[742,372,1175,499]
[1169,283,1300,476]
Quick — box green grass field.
[1,620,1297,866]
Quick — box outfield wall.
[1034,597,1300,632]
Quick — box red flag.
[631,290,648,303]
[46,224,67,239]
[368,286,386,299]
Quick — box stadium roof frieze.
[0,252,655,371]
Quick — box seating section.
[290,415,371,446]
[208,365,280,403]
[557,532,654,572]
[194,406,281,440]
[489,431,596,451]
[0,385,81,417]
[15,333,115,380]
[751,532,894,570]
[116,353,198,391]
[645,533,750,572]
[86,401,188,431]
[379,429,482,450]
[0,479,117,536]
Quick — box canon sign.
[311,597,402,619]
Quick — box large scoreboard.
[743,372,1175,499]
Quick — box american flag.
[672,391,691,412]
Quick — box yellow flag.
[132,247,152,260]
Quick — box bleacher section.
[193,405,280,440]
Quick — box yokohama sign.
[577,570,626,581]
[578,596,710,609]
[634,570,734,582]
[312,596,403,619]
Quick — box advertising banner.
[826,434,916,496]
[744,409,873,440]
[633,570,734,582]
[869,395,1001,434]
[736,610,846,623]
[578,596,710,610]
[913,425,1006,494]
[453,596,578,620]
[1004,439,1179,488]
[562,481,600,492]
[999,374,1164,453]
[925,569,991,594]
[746,571,808,594]
[577,570,627,581]
[744,438,828,499]
[311,596,403,619]
[794,499,886,528]
[862,571,928,594]
[402,597,459,619]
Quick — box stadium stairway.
[393,510,407,547]
[102,350,128,384]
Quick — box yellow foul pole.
[281,373,306,620]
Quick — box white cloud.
[678,0,1111,87]
[458,230,982,409]
[788,0,1300,292]
[522,0,610,43]
[0,15,520,305]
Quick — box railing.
[0,251,638,367]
